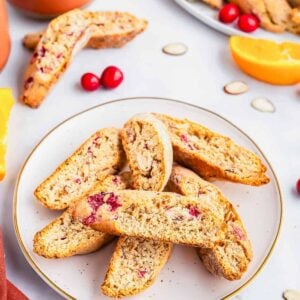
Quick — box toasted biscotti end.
[34,128,125,210]
[154,113,269,186]
[121,113,173,192]
[33,208,114,258]
[166,165,252,280]
[72,190,223,248]
[101,237,172,298]
[287,8,300,34]
[21,9,92,108]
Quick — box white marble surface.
[0,0,299,299]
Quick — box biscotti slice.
[229,0,290,33]
[22,11,148,51]
[154,113,269,186]
[21,10,147,108]
[101,237,172,298]
[33,174,130,258]
[121,113,173,191]
[166,165,253,280]
[34,128,125,210]
[72,190,223,248]
[200,0,223,9]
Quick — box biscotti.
[166,165,253,280]
[201,0,223,9]
[22,11,148,51]
[154,113,269,186]
[101,237,172,298]
[21,10,147,108]
[121,113,173,191]
[72,190,223,248]
[33,174,130,258]
[34,128,125,210]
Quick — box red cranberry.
[88,193,105,211]
[231,223,245,240]
[296,179,300,194]
[101,66,124,89]
[180,134,189,143]
[219,4,240,23]
[82,214,96,226]
[188,206,200,218]
[106,193,121,211]
[238,14,260,33]
[81,73,100,91]
[137,270,147,278]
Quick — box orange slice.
[229,36,300,85]
[0,88,14,181]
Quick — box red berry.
[219,4,240,24]
[296,179,300,194]
[81,73,100,91]
[101,66,124,89]
[238,14,260,33]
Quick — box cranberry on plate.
[218,4,240,24]
[81,72,100,91]
[296,179,300,194]
[238,14,260,33]
[101,66,124,89]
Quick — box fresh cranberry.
[296,179,300,194]
[81,73,100,91]
[219,4,240,23]
[238,14,260,33]
[101,66,124,89]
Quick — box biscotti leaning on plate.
[72,190,224,247]
[166,165,253,280]
[33,174,130,258]
[21,9,147,108]
[154,113,269,186]
[34,128,125,210]
[102,113,173,298]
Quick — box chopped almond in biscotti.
[101,236,172,298]
[22,11,148,51]
[72,190,223,248]
[154,113,269,186]
[33,174,130,259]
[21,10,147,107]
[166,165,252,280]
[121,113,173,191]
[34,128,125,210]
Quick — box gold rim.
[13,97,283,300]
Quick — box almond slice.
[162,43,188,56]
[283,289,300,300]
[224,81,249,95]
[251,97,276,113]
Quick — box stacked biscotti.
[21,9,147,108]
[33,113,270,298]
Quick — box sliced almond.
[163,43,188,56]
[224,81,249,95]
[283,289,300,300]
[251,97,276,113]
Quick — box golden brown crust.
[34,128,125,210]
[155,113,269,186]
[101,237,173,298]
[21,10,148,108]
[166,165,252,280]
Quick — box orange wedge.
[0,88,14,181]
[229,36,300,85]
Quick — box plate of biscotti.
[174,0,300,42]
[14,97,282,300]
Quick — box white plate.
[14,97,282,300]
[174,0,299,42]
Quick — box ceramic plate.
[174,0,299,42]
[14,97,282,300]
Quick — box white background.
[0,0,299,299]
